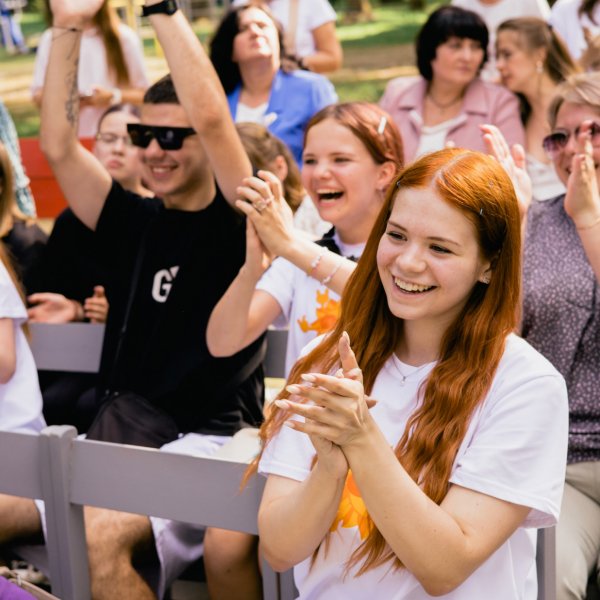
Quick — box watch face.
[165,0,177,13]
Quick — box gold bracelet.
[575,215,600,231]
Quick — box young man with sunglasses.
[0,1,266,599]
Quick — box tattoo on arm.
[64,59,79,129]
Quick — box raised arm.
[206,219,282,357]
[40,0,113,231]
[565,122,600,280]
[301,22,343,73]
[145,2,252,205]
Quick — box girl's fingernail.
[286,384,301,394]
[274,399,289,409]
[301,374,316,382]
[283,420,297,429]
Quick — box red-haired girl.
[255,148,568,598]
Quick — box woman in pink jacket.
[380,6,524,163]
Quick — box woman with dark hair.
[380,5,524,163]
[209,4,337,165]
[31,0,148,137]
[550,0,600,61]
[253,148,568,599]
[496,17,579,200]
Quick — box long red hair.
[250,148,522,573]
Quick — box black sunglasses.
[542,121,600,159]
[127,123,196,150]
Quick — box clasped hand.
[275,333,374,452]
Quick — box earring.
[481,275,491,285]
[536,61,544,74]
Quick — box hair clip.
[377,117,387,135]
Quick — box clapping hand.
[481,124,532,220]
[564,120,600,229]
[275,333,376,478]
[235,170,296,258]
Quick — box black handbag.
[86,391,179,448]
[86,230,178,449]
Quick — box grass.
[1,1,438,136]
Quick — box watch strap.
[141,0,178,17]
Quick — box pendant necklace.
[395,360,433,386]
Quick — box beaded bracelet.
[320,259,343,286]
[307,250,326,277]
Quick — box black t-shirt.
[95,181,265,435]
[31,208,111,303]
[2,219,48,295]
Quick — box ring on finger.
[254,198,272,213]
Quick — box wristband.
[320,259,342,286]
[307,249,326,277]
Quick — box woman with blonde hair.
[31,0,148,137]
[496,17,579,200]
[520,71,600,598]
[253,148,568,599]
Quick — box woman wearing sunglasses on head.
[209,3,337,166]
[516,72,600,598]
[495,18,579,202]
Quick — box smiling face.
[430,36,484,88]
[233,7,280,65]
[138,103,206,206]
[377,186,490,336]
[551,101,600,186]
[93,110,143,190]
[301,118,394,244]
[496,30,542,95]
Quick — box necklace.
[426,91,464,111]
[395,359,433,386]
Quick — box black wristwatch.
[142,0,178,16]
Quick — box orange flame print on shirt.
[298,289,341,335]
[330,471,372,540]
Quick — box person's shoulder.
[382,76,422,99]
[499,333,564,382]
[550,0,577,16]
[281,68,331,87]
[471,79,518,105]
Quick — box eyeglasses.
[95,132,134,146]
[542,121,600,159]
[127,124,196,150]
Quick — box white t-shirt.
[32,24,149,137]
[550,0,600,60]
[0,261,45,433]
[259,334,568,599]
[232,0,337,57]
[452,0,551,81]
[256,231,364,375]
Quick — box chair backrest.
[537,526,556,600]
[6,425,283,600]
[18,137,94,219]
[29,322,105,373]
